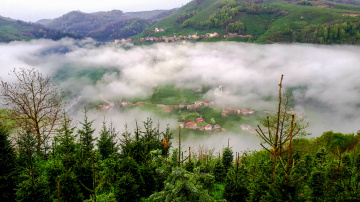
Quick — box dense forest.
[1,69,360,201]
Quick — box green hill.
[0,17,79,42]
[44,10,128,36]
[3,0,360,44]
[138,0,360,44]
[40,9,175,41]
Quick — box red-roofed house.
[199,126,205,130]
[205,125,212,131]
[196,118,204,123]
[214,124,221,130]
[121,101,131,107]
[195,101,203,107]
[241,109,254,115]
[186,122,197,129]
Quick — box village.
[114,27,252,45]
[98,98,257,133]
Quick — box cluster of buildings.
[98,101,133,111]
[114,32,252,45]
[120,101,132,107]
[98,105,114,111]
[222,107,254,117]
[179,110,223,131]
[114,38,133,46]
[182,101,214,110]
[183,121,222,131]
[139,32,222,43]
[154,27,165,32]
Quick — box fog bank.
[1,38,360,151]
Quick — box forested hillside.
[38,9,175,41]
[2,0,360,44]
[141,0,360,44]
[0,17,79,42]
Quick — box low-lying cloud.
[1,38,360,152]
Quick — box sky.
[0,0,191,22]
[1,39,360,152]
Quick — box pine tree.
[17,129,37,188]
[0,125,17,201]
[78,108,96,162]
[16,176,52,202]
[56,113,77,172]
[58,171,84,202]
[214,160,226,182]
[222,147,234,171]
[224,168,249,202]
[115,173,140,202]
[16,130,51,201]
[148,167,215,201]
[115,157,145,200]
[98,120,117,159]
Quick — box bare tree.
[256,75,308,182]
[0,68,64,149]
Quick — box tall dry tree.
[256,75,308,182]
[0,68,64,150]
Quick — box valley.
[1,1,360,200]
[96,85,258,134]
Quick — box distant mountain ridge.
[2,0,360,44]
[36,9,176,41]
[41,10,129,37]
[0,9,176,43]
[0,17,79,42]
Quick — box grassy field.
[136,0,228,38]
[150,84,209,105]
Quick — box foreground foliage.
[2,115,359,201]
[1,73,360,201]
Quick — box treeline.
[0,113,173,202]
[2,114,360,201]
[294,22,360,44]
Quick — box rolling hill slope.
[37,9,175,41]
[139,0,360,44]
[0,17,79,42]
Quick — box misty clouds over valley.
[1,38,359,151]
